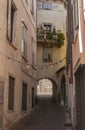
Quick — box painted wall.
[37,1,66,81]
[0,0,37,129]
[66,0,85,128]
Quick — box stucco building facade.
[36,0,67,104]
[0,0,37,129]
[66,0,85,129]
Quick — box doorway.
[37,79,53,96]
[60,74,66,105]
[75,69,85,130]
[32,88,35,108]
[0,81,4,129]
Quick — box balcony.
[37,28,65,48]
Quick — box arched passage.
[37,78,58,102]
[37,79,53,96]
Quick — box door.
[32,88,35,108]
[0,81,4,129]
[75,69,85,130]
[75,71,81,130]
[61,74,66,105]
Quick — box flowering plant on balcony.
[37,28,65,48]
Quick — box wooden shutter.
[43,48,48,60]
[43,3,52,10]
[24,42,27,58]
[32,39,35,65]
[75,0,79,27]
[8,76,15,110]
[43,3,48,9]
[22,83,27,111]
[22,22,27,58]
[47,3,52,10]
[73,0,79,29]
[7,0,12,41]
[31,0,34,14]
[83,0,85,20]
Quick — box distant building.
[36,0,67,104]
[0,0,37,129]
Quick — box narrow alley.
[9,95,67,130]
[1,0,85,130]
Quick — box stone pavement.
[9,95,72,130]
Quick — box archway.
[36,78,58,103]
[37,78,53,96]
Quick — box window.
[8,76,15,110]
[25,0,28,4]
[37,2,42,9]
[43,48,52,62]
[7,0,16,42]
[22,22,28,59]
[73,0,79,29]
[30,0,34,15]
[22,82,27,111]
[42,2,52,10]
[83,0,85,20]
[41,23,53,31]
[32,38,35,66]
[57,30,61,33]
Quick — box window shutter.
[31,0,34,14]
[22,22,27,58]
[83,0,85,20]
[73,0,79,29]
[43,3,48,9]
[47,3,52,10]
[8,76,15,110]
[75,0,79,27]
[43,48,48,60]
[24,42,27,58]
[22,25,24,54]
[43,3,52,10]
[7,0,11,41]
[32,39,35,65]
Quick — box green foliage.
[46,31,54,40]
[37,29,65,48]
[56,32,65,47]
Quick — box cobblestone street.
[9,95,68,130]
